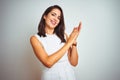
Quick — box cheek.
[44,17,50,23]
[57,20,60,24]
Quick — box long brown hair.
[37,5,66,42]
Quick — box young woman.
[30,5,82,80]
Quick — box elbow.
[43,61,54,68]
[38,57,55,68]
[71,62,78,67]
[72,63,78,67]
[70,60,78,67]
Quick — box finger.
[74,27,78,30]
[78,22,82,31]
[73,27,78,32]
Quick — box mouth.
[50,20,57,26]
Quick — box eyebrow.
[51,11,61,17]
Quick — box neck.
[45,27,54,34]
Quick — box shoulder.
[30,35,44,48]
[30,34,40,44]
[30,34,41,42]
[30,35,37,44]
[30,34,38,41]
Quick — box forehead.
[50,8,61,16]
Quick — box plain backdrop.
[0,0,120,80]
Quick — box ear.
[43,15,46,19]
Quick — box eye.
[51,13,56,16]
[51,12,61,20]
[57,16,61,20]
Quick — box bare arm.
[68,43,78,66]
[30,36,72,68]
[67,22,82,66]
[30,22,81,68]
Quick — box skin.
[44,8,61,34]
[30,8,82,68]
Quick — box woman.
[30,5,82,80]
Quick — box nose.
[53,16,59,22]
[53,17,58,21]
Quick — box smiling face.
[44,8,61,30]
[38,5,66,42]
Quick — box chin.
[50,25,57,29]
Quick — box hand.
[73,22,82,44]
[67,22,82,45]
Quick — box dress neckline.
[46,33,56,37]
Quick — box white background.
[0,0,120,80]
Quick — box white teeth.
[51,20,56,25]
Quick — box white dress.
[35,33,76,80]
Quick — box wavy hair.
[37,5,66,42]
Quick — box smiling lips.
[50,19,57,26]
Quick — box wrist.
[72,43,77,46]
